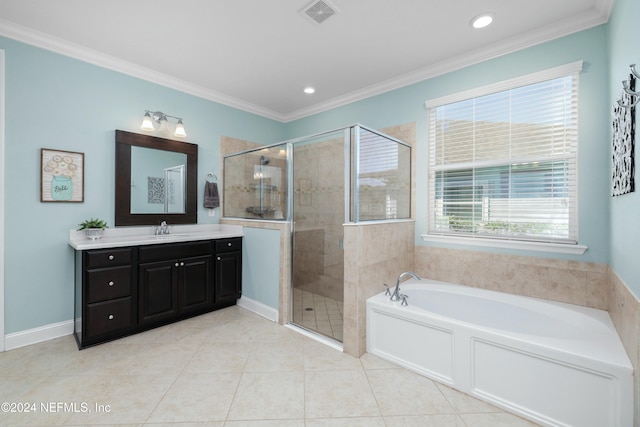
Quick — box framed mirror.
[115,130,198,226]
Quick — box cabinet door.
[215,251,242,303]
[180,254,212,313]
[139,260,179,324]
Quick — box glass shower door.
[291,131,346,342]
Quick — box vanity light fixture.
[140,110,187,137]
[471,13,494,29]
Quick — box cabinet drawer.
[85,248,132,268]
[85,297,132,338]
[139,241,210,263]
[86,266,131,303]
[215,238,242,253]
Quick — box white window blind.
[426,62,581,244]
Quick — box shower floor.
[292,288,344,342]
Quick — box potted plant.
[78,217,108,240]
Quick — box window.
[425,62,582,245]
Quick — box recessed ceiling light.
[471,13,494,29]
[304,86,316,94]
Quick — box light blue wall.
[1,36,286,334]
[2,14,632,335]
[241,227,280,309]
[608,0,640,298]
[287,26,611,264]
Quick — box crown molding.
[281,5,612,122]
[0,18,287,122]
[0,1,612,125]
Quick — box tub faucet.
[389,271,421,302]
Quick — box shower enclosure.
[224,124,411,342]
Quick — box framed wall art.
[612,69,637,197]
[41,148,84,202]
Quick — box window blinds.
[426,63,580,244]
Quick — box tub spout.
[390,271,421,302]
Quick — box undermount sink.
[147,234,190,240]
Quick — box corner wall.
[343,220,415,356]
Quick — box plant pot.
[84,228,104,240]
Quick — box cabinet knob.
[227,242,232,247]
[108,281,114,287]
[175,262,180,267]
[217,256,221,261]
[180,262,185,266]
[108,255,114,260]
[108,314,114,320]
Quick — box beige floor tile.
[304,370,380,418]
[359,353,402,370]
[227,371,305,420]
[146,373,241,423]
[303,340,362,371]
[244,342,304,372]
[384,414,467,427]
[0,305,543,426]
[64,374,175,425]
[366,368,455,416]
[305,417,386,426]
[224,421,304,427]
[144,423,223,427]
[183,342,254,374]
[435,383,501,413]
[460,412,542,426]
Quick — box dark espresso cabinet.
[215,238,242,304]
[74,238,242,349]
[138,241,212,326]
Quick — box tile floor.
[292,289,344,341]
[0,305,541,426]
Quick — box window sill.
[420,234,588,255]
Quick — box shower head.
[260,155,270,166]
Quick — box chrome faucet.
[389,271,421,302]
[155,221,170,235]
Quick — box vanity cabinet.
[138,241,212,326]
[215,238,243,304]
[74,237,242,349]
[76,247,136,348]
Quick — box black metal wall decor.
[612,65,637,197]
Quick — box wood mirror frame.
[115,129,198,226]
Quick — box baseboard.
[237,296,279,322]
[3,299,278,351]
[4,319,74,351]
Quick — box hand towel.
[204,181,219,209]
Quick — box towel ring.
[206,172,218,183]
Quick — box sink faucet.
[155,221,169,235]
[389,271,421,302]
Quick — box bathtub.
[366,279,633,427]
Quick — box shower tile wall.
[293,138,345,303]
[221,137,287,220]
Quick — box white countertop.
[69,224,244,250]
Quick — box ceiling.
[0,0,612,122]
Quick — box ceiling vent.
[300,0,340,24]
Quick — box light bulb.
[174,120,187,137]
[471,13,494,29]
[140,112,155,131]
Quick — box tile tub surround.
[344,220,415,357]
[609,268,640,427]
[413,246,610,310]
[0,305,541,426]
[414,245,640,425]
